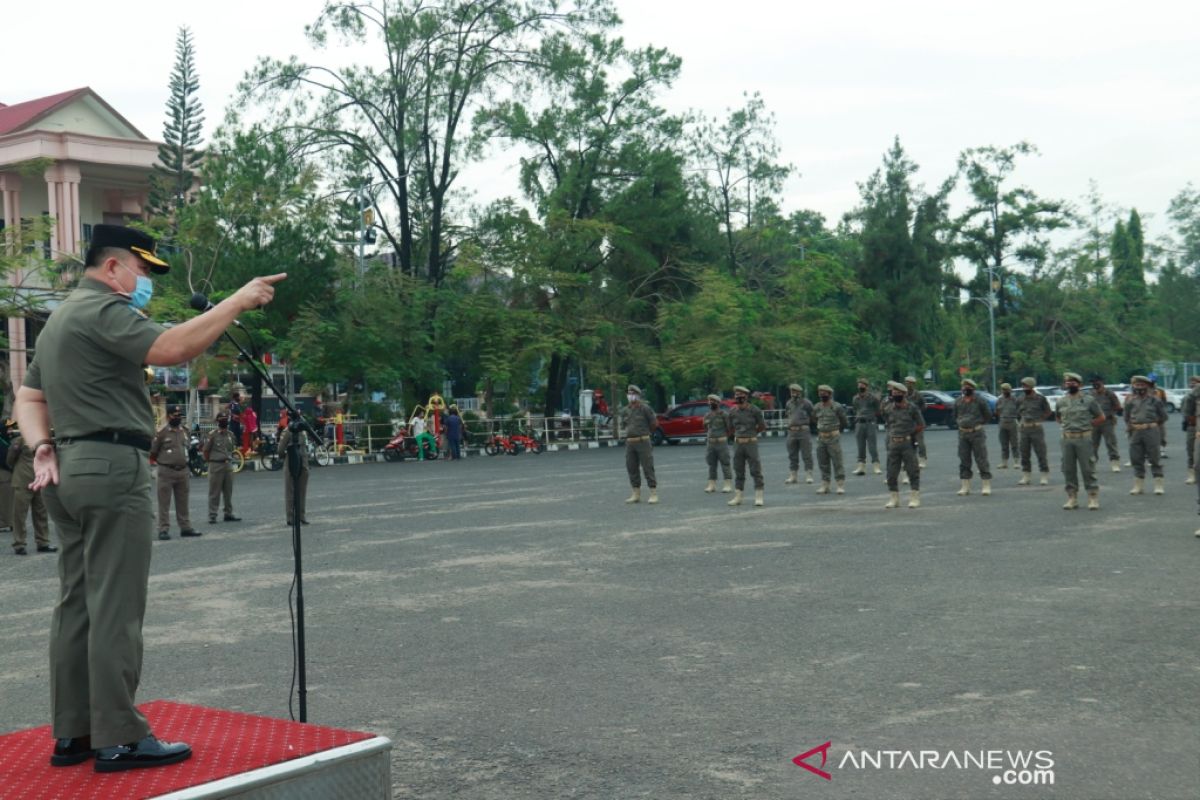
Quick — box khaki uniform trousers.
[208,460,235,517]
[1061,433,1098,493]
[1019,424,1050,473]
[886,437,920,491]
[1091,420,1120,462]
[12,482,51,548]
[155,465,192,532]
[0,468,13,529]
[816,431,845,482]
[705,438,731,480]
[1128,426,1163,478]
[915,428,927,459]
[998,421,1018,461]
[855,420,878,463]
[285,464,310,524]
[43,440,153,748]
[733,439,764,490]
[786,428,813,471]
[957,428,992,479]
[1188,425,1197,470]
[625,439,656,488]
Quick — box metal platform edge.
[154,736,393,799]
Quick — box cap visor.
[131,246,170,274]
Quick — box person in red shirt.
[241,404,259,453]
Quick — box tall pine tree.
[150,26,205,230]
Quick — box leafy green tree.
[149,26,205,228]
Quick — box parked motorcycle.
[382,427,439,461]
[483,432,523,456]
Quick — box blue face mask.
[122,264,153,309]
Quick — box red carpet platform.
[0,700,392,799]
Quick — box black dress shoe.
[179,528,202,537]
[94,735,191,772]
[223,514,241,522]
[158,531,171,540]
[37,544,58,553]
[13,546,26,556]
[51,735,94,766]
[300,518,310,525]
[209,515,218,524]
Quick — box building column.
[0,172,20,253]
[1,173,26,393]
[45,163,82,259]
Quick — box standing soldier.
[7,428,56,554]
[883,381,924,508]
[1125,375,1168,496]
[1183,375,1200,485]
[1057,372,1106,510]
[727,386,766,506]
[204,412,241,524]
[995,383,1020,469]
[702,394,733,493]
[953,378,993,495]
[1017,377,1053,486]
[278,413,310,525]
[851,378,882,476]
[784,383,815,484]
[905,376,928,468]
[622,384,658,504]
[813,385,849,495]
[1148,374,1168,457]
[1089,375,1123,472]
[150,405,199,540]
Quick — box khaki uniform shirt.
[1018,391,1052,423]
[786,397,814,427]
[22,277,165,437]
[954,395,992,428]
[728,405,765,438]
[703,408,731,437]
[884,403,924,438]
[204,428,238,462]
[1092,388,1122,420]
[150,426,189,467]
[995,394,1020,422]
[1057,393,1102,433]
[813,401,848,433]
[1124,393,1167,426]
[623,403,657,437]
[851,391,881,423]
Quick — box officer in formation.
[150,404,199,540]
[813,385,848,495]
[1057,372,1106,510]
[278,412,310,525]
[1125,375,1168,496]
[905,376,928,468]
[727,386,766,507]
[882,380,924,509]
[1184,375,1200,485]
[622,384,658,504]
[1149,375,1168,456]
[995,383,1019,469]
[783,383,815,484]
[7,426,56,554]
[702,394,733,494]
[1017,377,1053,486]
[1089,375,1123,472]
[204,412,241,523]
[953,378,993,496]
[851,378,882,476]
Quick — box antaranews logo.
[792,742,1055,787]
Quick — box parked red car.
[652,398,738,445]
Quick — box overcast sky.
[6,0,1198,241]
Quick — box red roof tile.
[0,88,90,135]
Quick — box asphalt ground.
[1,425,1197,799]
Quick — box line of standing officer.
[702,394,733,494]
[727,386,766,507]
[150,404,198,540]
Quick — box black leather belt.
[59,431,152,452]
[159,464,186,470]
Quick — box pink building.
[0,87,159,393]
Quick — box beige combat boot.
[1063,491,1078,510]
[835,479,846,495]
[727,490,744,506]
[1039,473,1050,485]
[872,462,882,474]
[1018,472,1031,486]
[1130,478,1144,495]
[648,489,659,504]
[957,479,971,496]
[721,479,733,493]
[754,489,765,507]
[1111,460,1121,473]
[852,461,866,475]
[919,457,928,469]
[1153,477,1165,495]
[625,488,641,504]
[1087,490,1100,510]
[704,480,716,493]
[785,470,798,484]
[1188,469,1196,485]
[908,490,921,508]
[804,470,814,484]
[999,458,1009,469]
[885,491,900,509]
[981,479,992,496]
[817,481,830,495]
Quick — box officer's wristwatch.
[30,438,55,452]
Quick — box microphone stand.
[217,325,317,723]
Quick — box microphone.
[190,292,242,327]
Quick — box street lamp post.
[987,269,998,392]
